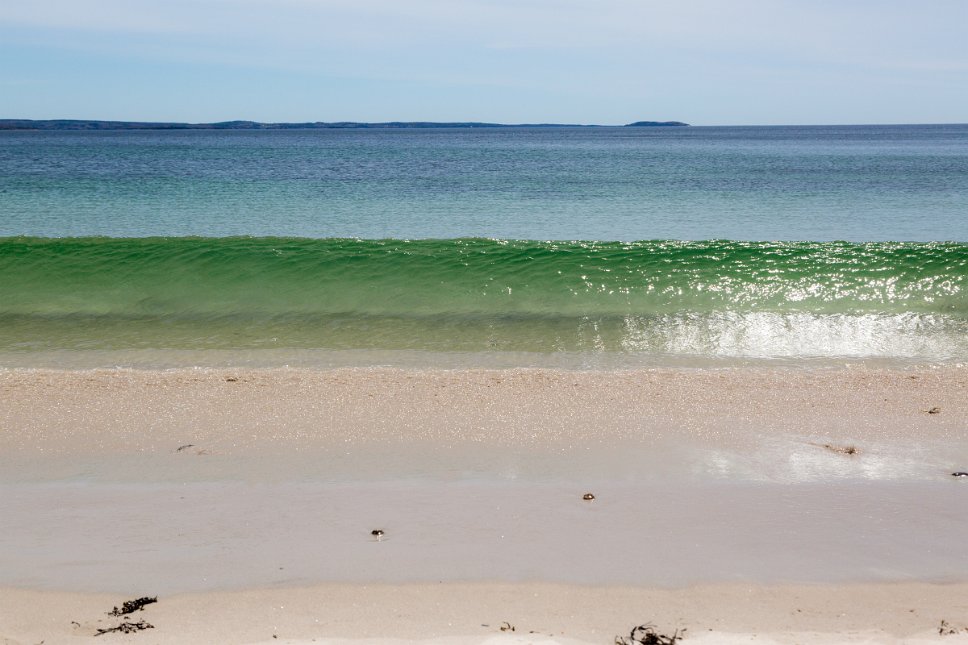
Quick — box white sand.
[2,366,968,643]
[4,582,968,644]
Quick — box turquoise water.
[2,125,967,365]
[1,236,966,362]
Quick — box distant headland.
[0,119,689,131]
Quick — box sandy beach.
[2,366,968,643]
[4,582,968,644]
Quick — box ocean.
[2,124,967,368]
[5,125,968,597]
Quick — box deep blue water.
[2,124,967,241]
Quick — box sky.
[1,0,966,125]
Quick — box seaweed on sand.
[90,597,158,637]
[95,620,154,636]
[810,442,858,456]
[615,623,685,644]
[108,596,157,616]
[824,443,858,456]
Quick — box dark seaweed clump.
[108,596,157,616]
[615,624,685,644]
[96,620,154,636]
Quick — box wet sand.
[2,366,968,643]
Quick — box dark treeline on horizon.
[0,119,689,131]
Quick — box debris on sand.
[952,472,968,478]
[615,623,685,644]
[811,442,858,456]
[925,407,942,414]
[108,597,157,617]
[938,619,967,635]
[175,444,210,455]
[583,493,596,501]
[88,597,158,637]
[825,444,857,456]
[95,620,154,636]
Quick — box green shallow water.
[2,237,967,361]
[4,236,967,316]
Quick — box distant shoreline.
[0,118,689,131]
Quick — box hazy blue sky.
[1,0,966,125]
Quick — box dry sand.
[3,366,967,456]
[2,366,968,643]
[3,583,968,644]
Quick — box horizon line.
[2,118,967,130]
